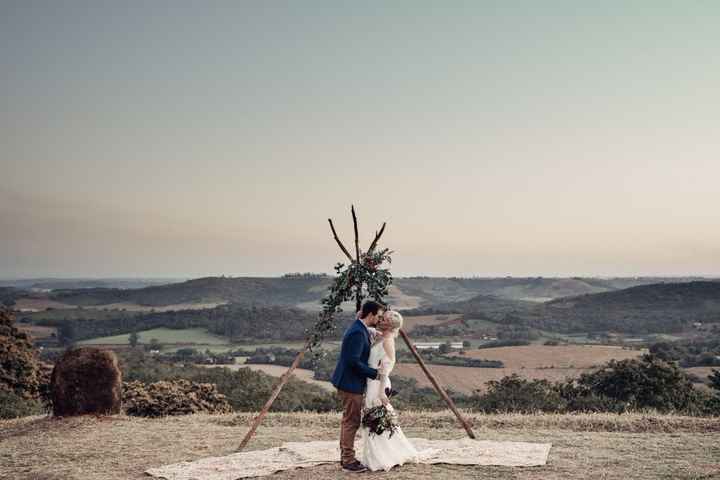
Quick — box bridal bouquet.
[361,404,399,438]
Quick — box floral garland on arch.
[305,247,393,353]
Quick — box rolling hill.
[11,276,710,311]
[405,281,720,334]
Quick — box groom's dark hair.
[359,301,382,319]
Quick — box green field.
[24,307,140,322]
[78,327,230,346]
[78,329,342,352]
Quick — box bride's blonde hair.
[384,310,403,338]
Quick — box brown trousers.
[337,388,364,465]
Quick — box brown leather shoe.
[341,460,368,473]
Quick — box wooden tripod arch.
[238,206,475,450]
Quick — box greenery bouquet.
[361,404,399,438]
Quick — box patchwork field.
[16,324,57,340]
[14,296,226,313]
[451,345,645,368]
[395,345,646,394]
[78,327,230,346]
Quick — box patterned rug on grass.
[146,437,552,479]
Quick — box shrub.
[554,380,625,413]
[477,339,531,349]
[122,380,233,417]
[1,308,44,400]
[118,350,338,412]
[472,374,564,413]
[0,389,44,419]
[576,354,697,413]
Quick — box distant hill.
[406,281,720,334]
[0,278,186,290]
[539,281,720,333]
[21,275,713,311]
[48,276,332,307]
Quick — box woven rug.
[146,437,552,479]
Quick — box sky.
[2,1,719,278]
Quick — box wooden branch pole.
[367,222,386,253]
[238,346,308,451]
[351,205,362,312]
[328,219,354,262]
[240,209,472,451]
[351,205,360,261]
[398,329,476,439]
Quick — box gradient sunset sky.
[2,2,719,278]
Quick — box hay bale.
[51,347,122,417]
[122,379,233,417]
[0,308,43,400]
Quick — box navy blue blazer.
[331,319,379,394]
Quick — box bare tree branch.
[367,222,387,253]
[351,205,361,262]
[351,206,362,312]
[328,218,354,262]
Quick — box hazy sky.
[2,2,719,278]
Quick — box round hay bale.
[51,347,122,417]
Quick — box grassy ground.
[2,411,719,480]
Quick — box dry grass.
[2,411,719,480]
[452,345,645,369]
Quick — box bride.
[360,309,419,471]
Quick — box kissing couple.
[330,301,420,472]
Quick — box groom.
[331,300,388,473]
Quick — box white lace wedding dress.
[359,339,420,471]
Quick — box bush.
[576,354,698,413]
[122,380,233,417]
[0,308,45,400]
[119,350,338,412]
[477,339,531,349]
[472,374,564,413]
[554,380,625,413]
[0,389,44,419]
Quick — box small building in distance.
[414,342,464,350]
